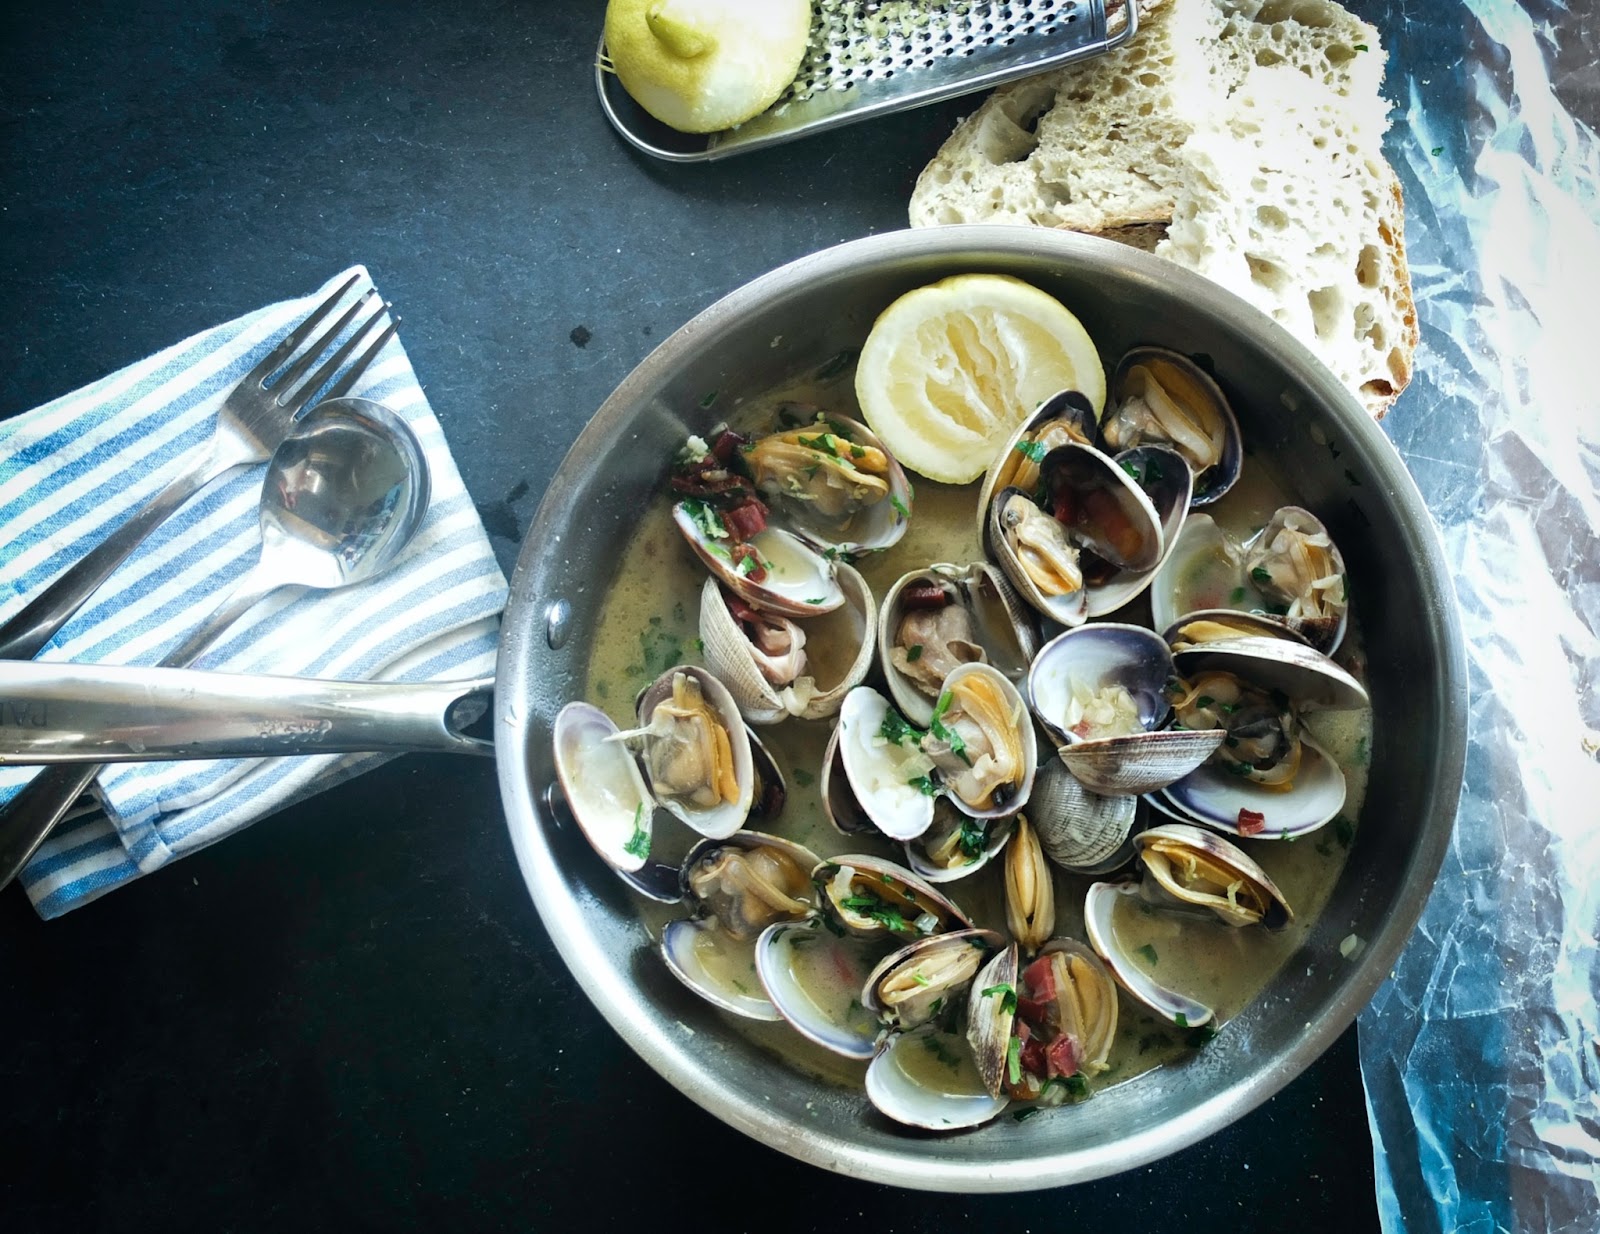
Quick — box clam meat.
[1103,347,1242,505]
[999,492,1085,601]
[1242,506,1349,651]
[625,670,742,810]
[920,665,1032,816]
[686,840,816,941]
[1169,671,1303,787]
[747,424,892,522]
[891,592,985,695]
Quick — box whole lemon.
[604,0,814,134]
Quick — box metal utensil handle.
[0,448,229,660]
[0,664,495,764]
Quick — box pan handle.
[0,662,495,764]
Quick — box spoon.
[0,396,431,888]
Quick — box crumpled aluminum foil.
[1360,1,1600,1230]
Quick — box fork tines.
[252,276,397,415]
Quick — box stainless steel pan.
[4,229,1466,1189]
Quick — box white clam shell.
[836,687,938,841]
[660,918,783,1021]
[1149,514,1240,637]
[866,1028,1010,1131]
[698,564,877,725]
[1029,623,1222,796]
[1170,636,1370,712]
[1155,733,1347,839]
[754,920,883,1059]
[1083,881,1214,1028]
[674,503,844,618]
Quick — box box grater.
[595,0,1138,162]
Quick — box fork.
[0,273,398,660]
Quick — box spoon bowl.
[261,397,432,590]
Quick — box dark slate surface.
[1,2,1380,1229]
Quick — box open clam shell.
[754,919,883,1058]
[862,927,1004,1033]
[903,800,1015,883]
[698,564,877,725]
[659,831,824,1021]
[622,665,755,840]
[1241,506,1350,654]
[1028,624,1224,796]
[1155,732,1347,839]
[865,1027,1010,1131]
[985,441,1166,628]
[1086,444,1192,618]
[834,687,938,841]
[925,662,1038,820]
[674,502,845,618]
[878,562,1039,727]
[551,701,681,901]
[814,853,974,940]
[1103,347,1243,507]
[1150,509,1350,654]
[1084,881,1214,1028]
[1135,823,1293,930]
[974,389,1100,542]
[1170,636,1369,712]
[748,411,914,558]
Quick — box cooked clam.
[1103,347,1242,505]
[659,832,822,1021]
[975,388,1100,535]
[878,561,1040,727]
[1004,815,1055,951]
[864,927,1003,1033]
[1136,823,1293,930]
[610,665,754,840]
[1026,758,1139,874]
[903,800,1015,884]
[920,663,1037,818]
[816,854,972,940]
[1241,506,1349,653]
[1028,624,1224,797]
[967,939,1118,1101]
[746,412,913,557]
[698,563,876,724]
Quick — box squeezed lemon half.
[603,0,814,134]
[854,274,1107,485]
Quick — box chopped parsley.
[797,432,840,458]
[957,816,987,860]
[980,983,1018,1015]
[680,498,727,541]
[840,891,909,934]
[1015,439,1047,463]
[905,643,923,663]
[1354,42,1369,51]
[698,390,718,409]
[1431,144,1445,157]
[1196,695,1215,709]
[1229,587,1247,604]
[878,707,922,747]
[1341,573,1350,602]
[908,775,941,796]
[792,769,814,787]
[912,972,931,986]
[1250,566,1272,586]
[850,445,866,459]
[1006,1035,1023,1086]
[1012,1106,1044,1123]
[1175,1012,1190,1028]
[1137,943,1159,966]
[890,494,911,520]
[921,1035,963,1069]
[1120,459,1143,481]
[622,804,650,859]
[1334,815,1356,848]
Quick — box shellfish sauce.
[580,366,1372,1102]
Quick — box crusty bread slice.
[908,0,1413,414]
[908,0,1385,231]
[1159,63,1416,412]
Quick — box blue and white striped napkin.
[0,267,508,918]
